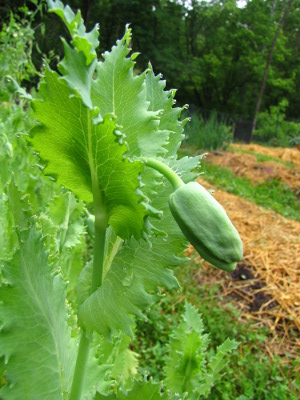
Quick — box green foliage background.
[2,0,300,126]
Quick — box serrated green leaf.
[84,340,114,399]
[30,68,146,239]
[194,338,239,398]
[165,303,210,399]
[6,177,31,231]
[209,338,239,376]
[48,0,99,66]
[111,348,138,389]
[165,303,238,399]
[58,38,97,108]
[77,260,93,305]
[0,228,77,400]
[0,193,15,261]
[98,332,138,390]
[145,67,184,158]
[91,27,168,158]
[0,227,110,400]
[78,239,177,338]
[36,191,86,292]
[46,191,85,251]
[0,178,31,261]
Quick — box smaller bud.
[169,182,243,271]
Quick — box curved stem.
[143,158,184,190]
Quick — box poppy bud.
[169,182,243,271]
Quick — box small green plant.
[184,111,232,151]
[0,1,241,399]
[135,273,300,400]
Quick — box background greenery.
[1,0,300,146]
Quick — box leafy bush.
[184,110,233,150]
[254,99,300,147]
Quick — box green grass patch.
[229,146,295,168]
[134,262,299,399]
[200,162,300,221]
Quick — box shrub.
[254,100,300,147]
[184,110,233,150]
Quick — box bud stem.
[143,158,184,190]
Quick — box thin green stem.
[143,157,184,190]
[69,333,90,400]
[69,205,107,400]
[91,209,107,292]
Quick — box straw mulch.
[231,143,300,167]
[189,178,300,360]
[205,151,300,191]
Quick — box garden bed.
[205,149,300,191]
[231,143,300,166]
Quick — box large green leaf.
[30,68,146,239]
[91,28,168,159]
[0,228,76,399]
[0,227,111,399]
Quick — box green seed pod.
[169,182,243,272]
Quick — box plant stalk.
[70,170,107,400]
[69,332,90,400]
